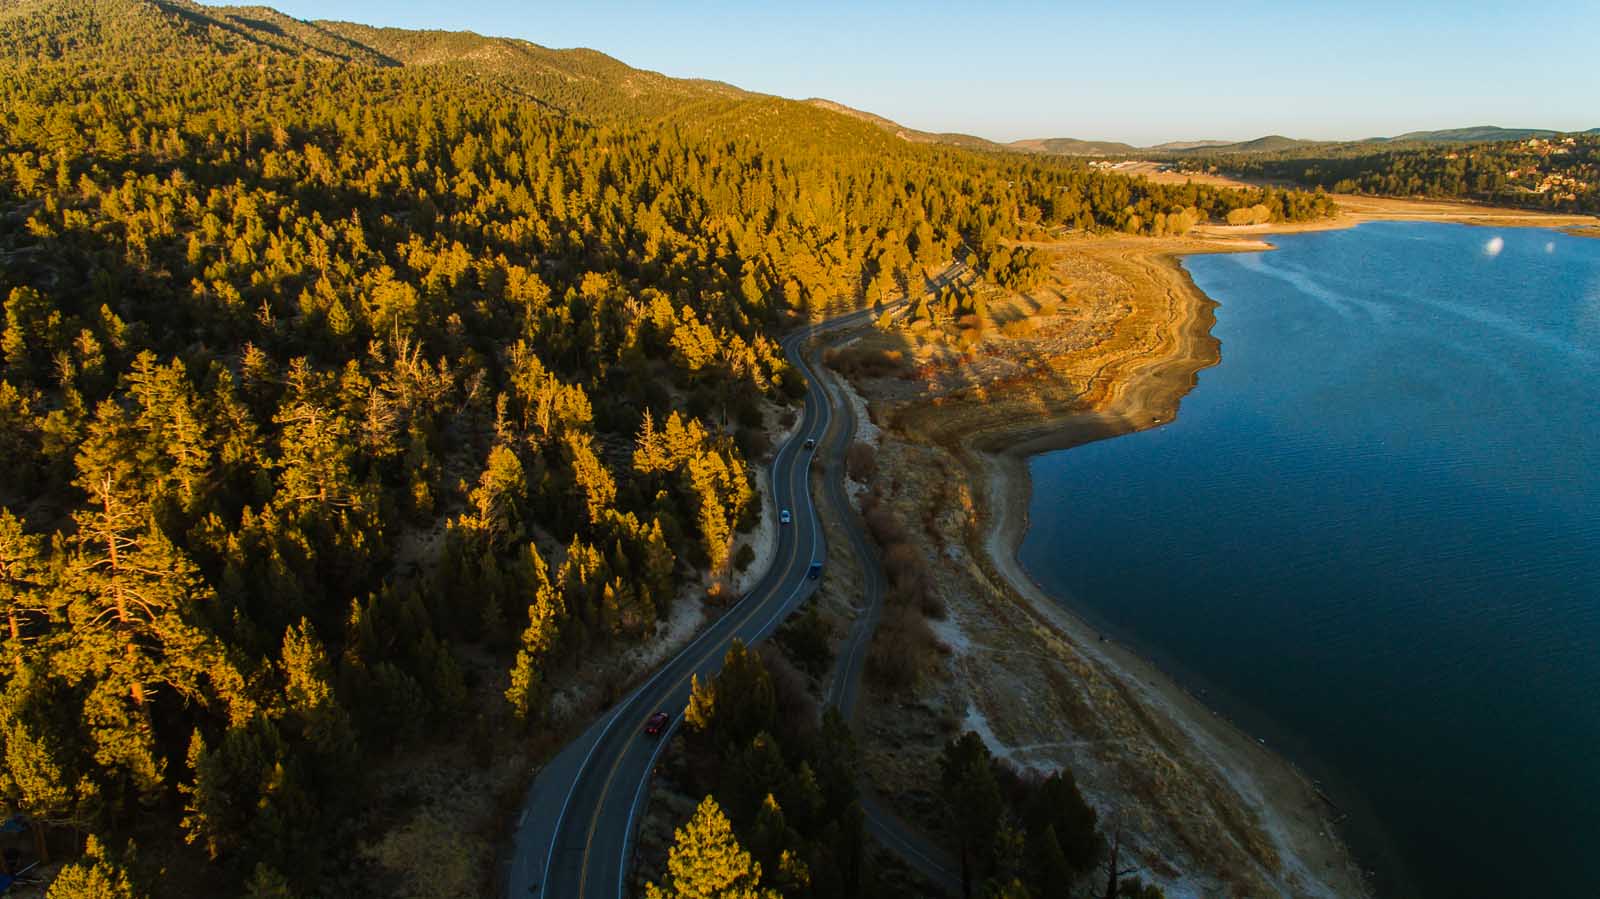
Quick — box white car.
[780,509,792,525]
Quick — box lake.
[1018,222,1600,897]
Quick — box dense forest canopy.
[1176,134,1600,213]
[0,0,1336,894]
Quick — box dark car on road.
[644,712,670,736]
[807,561,822,579]
[803,438,816,449]
[780,509,791,525]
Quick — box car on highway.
[807,561,822,579]
[803,438,816,449]
[644,711,669,736]
[780,509,791,525]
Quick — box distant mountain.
[1383,125,1570,143]
[1147,139,1234,151]
[798,104,1143,157]
[1196,135,1318,154]
[1007,137,1138,157]
[1005,128,1600,159]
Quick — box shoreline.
[1197,189,1600,239]
[925,235,1386,893]
[849,203,1592,895]
[955,249,1383,894]
[1120,162,1600,238]
[857,234,1375,895]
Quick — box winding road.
[806,324,964,896]
[505,284,964,899]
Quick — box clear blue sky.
[263,0,1600,146]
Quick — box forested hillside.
[0,0,1334,894]
[1177,134,1600,213]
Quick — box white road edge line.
[608,324,840,897]
[540,322,834,898]
[615,569,817,899]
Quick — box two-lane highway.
[507,307,884,899]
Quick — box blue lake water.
[1018,222,1600,897]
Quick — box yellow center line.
[575,393,820,898]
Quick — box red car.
[644,711,670,736]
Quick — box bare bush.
[882,543,924,593]
[861,494,905,544]
[867,604,940,692]
[758,642,819,734]
[1000,317,1036,339]
[846,442,878,483]
[828,346,907,379]
[858,493,946,692]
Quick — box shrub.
[775,604,835,678]
[827,346,906,379]
[735,426,771,461]
[1000,318,1036,339]
[757,642,818,741]
[867,604,940,692]
[845,442,877,483]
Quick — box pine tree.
[0,693,96,832]
[645,795,779,899]
[279,619,358,777]
[0,508,49,667]
[45,835,143,899]
[274,362,358,516]
[941,731,1004,898]
[56,403,243,795]
[683,673,715,734]
[506,545,560,721]
[469,443,526,545]
[565,431,617,527]
[126,353,213,511]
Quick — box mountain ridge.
[5,0,1591,161]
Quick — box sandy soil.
[841,238,1375,897]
